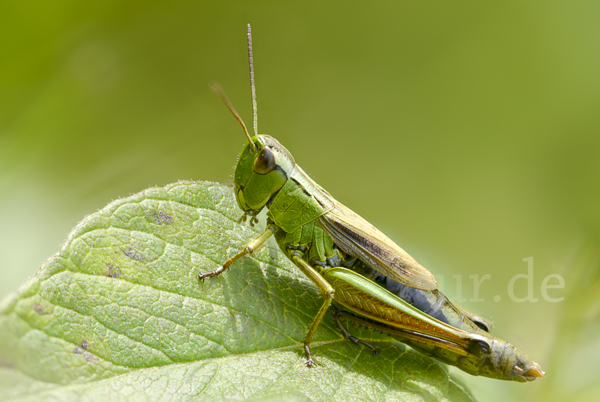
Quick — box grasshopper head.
[233,134,294,216]
[213,26,296,217]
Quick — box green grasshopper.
[200,24,545,382]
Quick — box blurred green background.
[1,1,599,401]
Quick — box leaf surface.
[0,181,474,401]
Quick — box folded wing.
[319,200,438,291]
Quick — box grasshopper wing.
[319,199,438,291]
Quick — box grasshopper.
[200,24,545,382]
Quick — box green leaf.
[0,181,474,401]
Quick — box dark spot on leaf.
[33,304,46,315]
[75,340,94,361]
[105,263,121,278]
[123,247,145,261]
[159,211,173,223]
[74,348,97,363]
[149,210,173,225]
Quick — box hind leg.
[331,309,378,356]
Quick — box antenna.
[247,24,258,137]
[210,82,256,152]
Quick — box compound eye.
[253,147,276,174]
